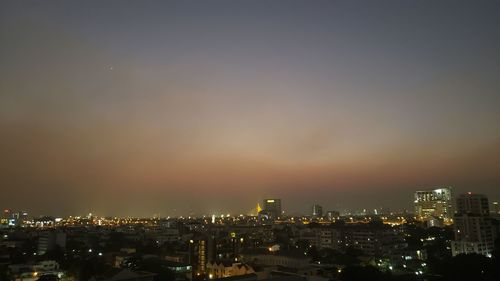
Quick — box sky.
[1,0,500,217]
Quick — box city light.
[1,2,498,281]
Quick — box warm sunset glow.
[0,1,499,217]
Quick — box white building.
[451,193,495,257]
[206,262,254,279]
[414,187,453,223]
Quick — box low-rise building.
[206,262,254,279]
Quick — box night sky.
[1,0,500,217]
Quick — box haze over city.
[1,0,500,217]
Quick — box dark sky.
[1,0,500,217]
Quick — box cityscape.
[1,189,500,281]
[1,1,500,281]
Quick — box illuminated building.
[316,228,342,250]
[451,193,495,257]
[1,209,11,226]
[342,224,407,258]
[492,201,499,214]
[312,204,323,217]
[163,261,192,279]
[206,262,254,279]
[2,209,10,219]
[190,234,216,276]
[21,211,29,222]
[326,211,340,220]
[8,260,64,281]
[198,239,206,274]
[414,187,453,222]
[262,199,282,219]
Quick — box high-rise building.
[451,193,495,257]
[37,231,67,255]
[262,199,282,219]
[326,211,340,220]
[189,233,216,277]
[1,209,11,225]
[21,211,29,221]
[2,209,11,219]
[312,204,323,217]
[197,239,206,274]
[492,201,499,214]
[414,187,453,222]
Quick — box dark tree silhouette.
[339,265,389,281]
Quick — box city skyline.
[2,189,499,219]
[1,1,500,217]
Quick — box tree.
[0,265,13,281]
[437,254,495,281]
[76,257,112,281]
[137,259,176,281]
[339,265,390,281]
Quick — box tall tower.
[256,203,262,214]
[451,193,495,257]
[312,204,323,217]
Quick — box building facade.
[451,193,495,257]
[262,199,282,219]
[37,231,67,255]
[414,187,453,223]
